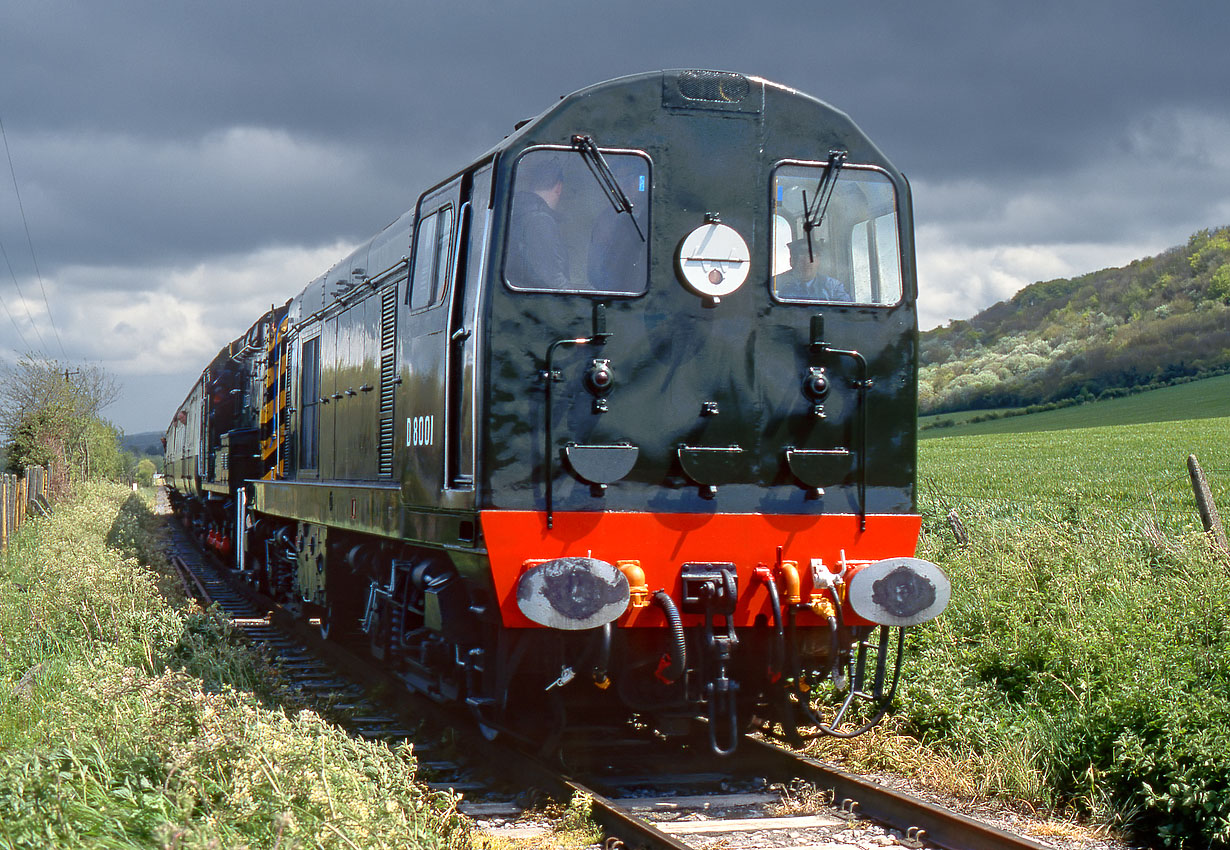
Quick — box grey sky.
[2,1,1228,433]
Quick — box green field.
[920,415,1229,525]
[905,416,1230,846]
[919,373,1230,439]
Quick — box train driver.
[507,156,570,290]
[774,224,852,302]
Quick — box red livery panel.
[481,510,922,628]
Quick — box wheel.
[318,599,361,644]
[319,568,364,645]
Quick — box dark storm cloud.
[5,0,1227,267]
[0,125,407,272]
[1,0,1227,431]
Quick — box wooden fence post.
[1188,454,1229,555]
[947,508,969,546]
[1,474,7,551]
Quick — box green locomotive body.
[166,71,948,753]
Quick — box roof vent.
[664,71,761,114]
[678,70,750,104]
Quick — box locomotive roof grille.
[665,70,762,114]
[678,70,750,103]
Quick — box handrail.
[538,303,611,528]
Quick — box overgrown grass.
[0,483,470,849]
[891,416,1230,847]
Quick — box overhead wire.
[0,237,37,353]
[0,223,48,357]
[0,112,65,360]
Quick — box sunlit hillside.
[920,227,1230,415]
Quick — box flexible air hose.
[652,590,686,683]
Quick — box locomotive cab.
[470,71,948,751]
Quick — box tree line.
[0,355,156,495]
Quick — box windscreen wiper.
[571,134,646,242]
[800,149,847,262]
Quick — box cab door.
[400,163,491,512]
[444,163,492,498]
[400,182,460,506]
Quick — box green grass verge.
[0,483,470,850]
[904,417,1230,846]
[920,373,1230,438]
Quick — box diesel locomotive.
[164,70,949,755]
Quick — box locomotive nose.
[847,557,951,627]
[516,557,631,630]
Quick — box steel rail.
[508,766,693,850]
[169,552,213,605]
[582,789,694,850]
[742,737,1054,850]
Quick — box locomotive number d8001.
[407,414,435,448]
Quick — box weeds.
[548,792,603,847]
[898,417,1230,847]
[0,483,470,849]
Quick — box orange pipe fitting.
[617,560,650,608]
[779,560,801,605]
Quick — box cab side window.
[410,205,454,310]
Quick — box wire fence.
[1,465,50,551]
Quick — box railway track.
[462,733,1064,850]
[162,511,1070,850]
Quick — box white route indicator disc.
[677,223,751,299]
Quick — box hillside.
[920,372,1230,438]
[920,227,1230,415]
[120,430,164,458]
